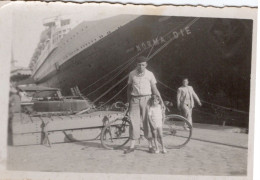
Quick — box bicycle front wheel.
[101,117,131,150]
[163,114,192,149]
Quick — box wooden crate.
[12,111,124,134]
[11,111,124,146]
[12,128,102,146]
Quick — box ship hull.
[35,15,253,127]
[38,15,191,97]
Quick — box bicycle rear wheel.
[101,117,131,150]
[163,114,192,149]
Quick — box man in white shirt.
[125,56,164,154]
[177,78,202,128]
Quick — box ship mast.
[11,43,17,69]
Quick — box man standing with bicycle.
[124,56,165,154]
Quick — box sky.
[12,2,133,68]
[11,0,257,68]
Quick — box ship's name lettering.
[135,27,191,52]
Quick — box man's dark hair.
[136,56,148,64]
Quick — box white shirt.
[148,105,163,128]
[128,69,157,96]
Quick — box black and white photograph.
[0,2,257,180]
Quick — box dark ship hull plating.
[35,15,253,127]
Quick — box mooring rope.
[91,18,200,104]
[157,79,249,115]
[81,50,143,93]
[97,84,128,109]
[92,75,128,104]
[82,17,198,94]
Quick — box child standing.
[148,95,167,154]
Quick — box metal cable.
[88,18,201,107]
[157,80,249,114]
[92,75,128,104]
[97,84,128,109]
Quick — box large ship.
[28,15,253,127]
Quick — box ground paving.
[7,124,248,175]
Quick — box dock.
[7,123,248,175]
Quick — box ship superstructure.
[29,15,139,83]
[29,16,72,77]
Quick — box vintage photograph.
[0,2,257,179]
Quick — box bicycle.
[100,102,192,150]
